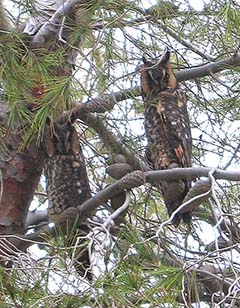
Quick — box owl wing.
[158,90,192,225]
[158,90,192,169]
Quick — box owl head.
[140,48,177,96]
[44,122,79,157]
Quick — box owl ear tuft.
[159,48,170,64]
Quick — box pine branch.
[20,165,235,280]
[156,237,236,305]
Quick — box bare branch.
[25,209,48,227]
[176,53,240,82]
[30,0,93,48]
[56,87,140,124]
[145,167,240,183]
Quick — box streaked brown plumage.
[44,121,92,279]
[140,49,192,226]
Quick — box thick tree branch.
[75,167,240,224]
[30,0,93,48]
[56,87,140,124]
[176,53,240,82]
[146,167,240,183]
[26,209,48,227]
[2,226,55,253]
[78,170,144,218]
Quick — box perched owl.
[140,49,192,226]
[44,121,92,279]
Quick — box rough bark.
[0,108,45,234]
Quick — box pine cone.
[180,180,211,213]
[106,163,133,180]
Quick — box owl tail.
[73,227,92,281]
[163,179,192,227]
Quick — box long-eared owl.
[44,121,92,279]
[140,49,192,226]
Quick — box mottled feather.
[44,121,92,279]
[140,49,192,226]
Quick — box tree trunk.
[0,109,45,235]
